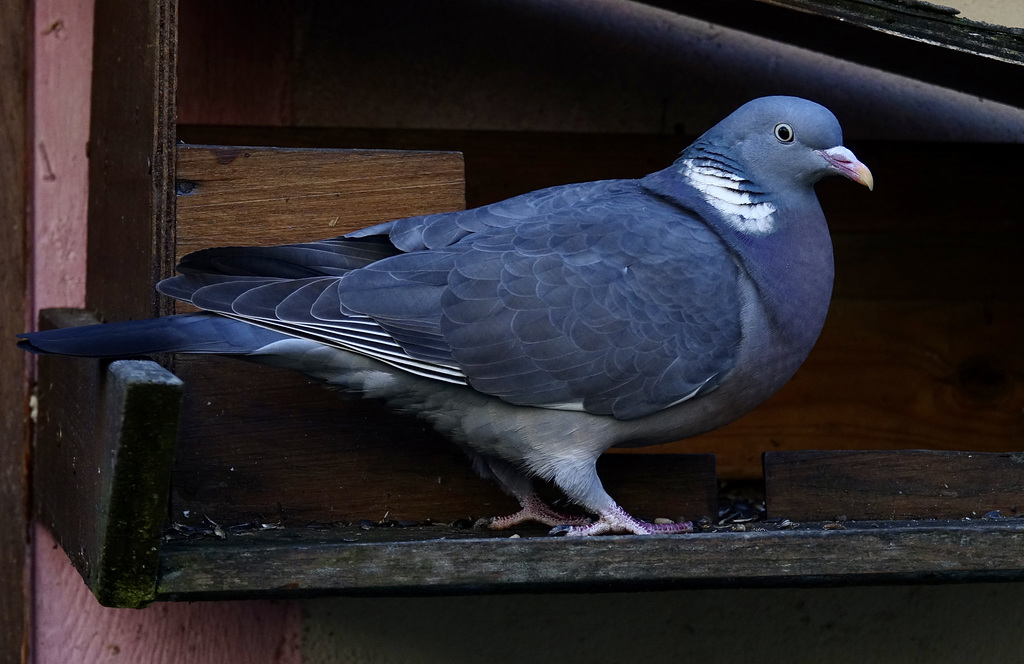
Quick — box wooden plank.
[832,233,1024,301]
[764,450,1024,521]
[91,361,183,607]
[156,521,1024,598]
[86,0,177,322]
[32,536,304,664]
[35,309,184,608]
[175,145,466,263]
[172,145,488,524]
[33,0,92,311]
[0,0,30,657]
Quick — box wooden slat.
[0,0,30,656]
[832,233,1024,301]
[87,0,177,322]
[35,309,184,608]
[156,521,1024,598]
[764,450,1024,521]
[175,145,466,263]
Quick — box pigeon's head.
[702,96,874,193]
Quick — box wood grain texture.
[87,0,177,322]
[171,355,520,525]
[157,521,1024,598]
[175,145,466,264]
[764,450,1024,521]
[0,0,30,658]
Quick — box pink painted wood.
[32,0,89,313]
[31,1,304,661]
[34,527,302,663]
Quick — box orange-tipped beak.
[819,146,874,191]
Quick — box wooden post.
[0,0,31,659]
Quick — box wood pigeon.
[20,96,872,535]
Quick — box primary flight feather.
[20,96,872,535]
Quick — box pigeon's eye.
[774,123,795,143]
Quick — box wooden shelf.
[156,520,1024,600]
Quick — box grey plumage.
[19,96,872,535]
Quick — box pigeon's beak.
[819,146,874,191]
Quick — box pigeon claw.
[486,494,592,530]
[549,505,694,537]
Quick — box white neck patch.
[680,158,777,235]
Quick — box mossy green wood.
[92,360,183,608]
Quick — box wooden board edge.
[92,361,183,608]
[155,521,1024,599]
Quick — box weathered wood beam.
[156,521,1024,599]
[764,450,1024,521]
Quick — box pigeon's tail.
[17,313,290,358]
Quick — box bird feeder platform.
[30,0,1024,608]
[34,329,1024,607]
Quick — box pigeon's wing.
[174,234,400,278]
[157,179,627,383]
[341,180,744,420]
[347,179,617,252]
[160,178,743,420]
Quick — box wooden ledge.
[156,519,1024,600]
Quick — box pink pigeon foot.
[486,493,593,530]
[549,504,693,536]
